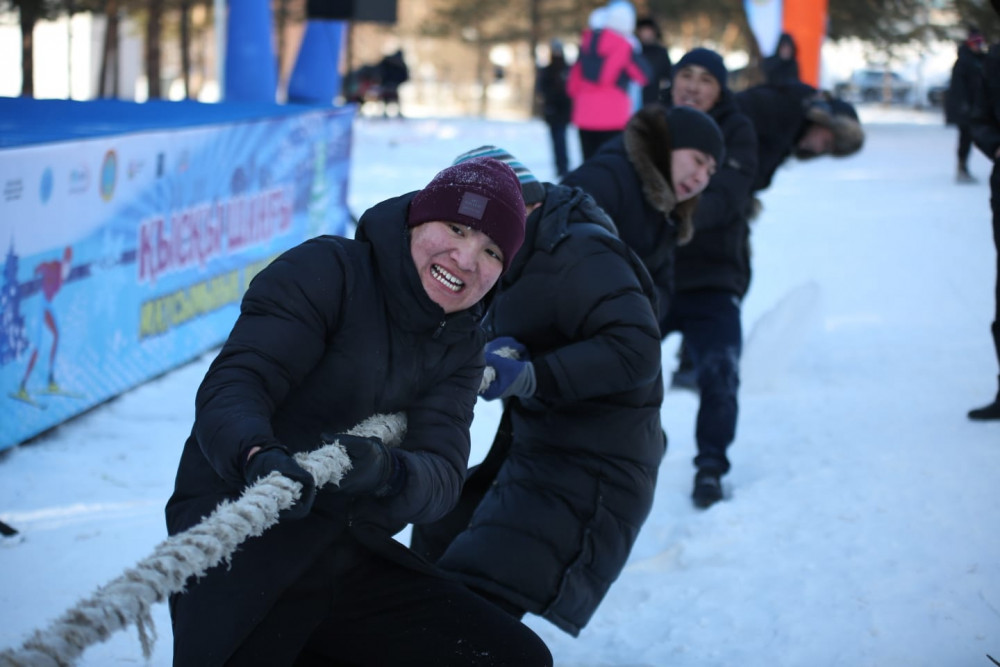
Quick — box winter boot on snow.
[956,164,977,184]
[692,469,723,509]
[968,379,1000,421]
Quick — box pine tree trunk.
[98,0,120,98]
[146,0,164,98]
[19,1,38,97]
[180,0,192,98]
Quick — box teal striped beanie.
[452,145,546,205]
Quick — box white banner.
[745,0,784,56]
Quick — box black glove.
[332,434,404,497]
[243,445,317,520]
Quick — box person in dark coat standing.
[560,104,724,335]
[164,158,554,666]
[410,144,666,636]
[377,48,409,117]
[947,27,988,183]
[661,47,758,508]
[966,40,1000,420]
[761,32,800,85]
[536,39,573,178]
[636,16,673,105]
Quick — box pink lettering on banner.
[221,187,292,252]
[137,203,225,284]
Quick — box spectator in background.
[966,38,1000,420]
[411,144,666,638]
[947,27,988,184]
[567,2,650,160]
[536,39,573,178]
[661,47,758,508]
[377,49,409,118]
[636,16,673,105]
[165,157,553,666]
[761,32,800,85]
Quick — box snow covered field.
[2,106,999,666]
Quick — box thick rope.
[0,413,407,667]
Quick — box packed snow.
[1,105,999,666]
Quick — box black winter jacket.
[970,44,1000,161]
[673,90,758,298]
[165,192,487,665]
[435,182,666,636]
[561,104,698,317]
[735,82,817,193]
[947,43,986,126]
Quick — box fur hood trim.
[623,105,697,244]
[805,101,865,157]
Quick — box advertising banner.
[0,105,354,451]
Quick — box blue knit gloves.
[480,336,536,401]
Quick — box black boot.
[968,376,1000,421]
[692,469,723,509]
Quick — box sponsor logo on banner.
[100,150,117,202]
[39,168,54,204]
[69,165,90,194]
[4,178,23,202]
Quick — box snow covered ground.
[2,105,999,666]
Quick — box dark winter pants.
[990,164,1000,372]
[959,123,974,170]
[225,537,552,667]
[547,120,569,177]
[661,289,742,475]
[578,128,621,161]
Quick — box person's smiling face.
[410,221,505,313]
[671,64,722,113]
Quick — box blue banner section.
[0,101,355,451]
[225,0,279,102]
[287,20,347,105]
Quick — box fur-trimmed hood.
[623,104,699,244]
[803,94,865,157]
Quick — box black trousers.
[958,123,974,169]
[990,165,1000,370]
[225,537,552,667]
[661,289,742,475]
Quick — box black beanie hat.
[674,47,728,89]
[667,106,725,166]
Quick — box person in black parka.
[411,144,667,636]
[661,48,759,508]
[735,81,864,196]
[536,39,573,178]
[947,27,988,183]
[636,16,673,106]
[966,39,1000,420]
[165,158,553,667]
[560,104,724,324]
[761,32,800,85]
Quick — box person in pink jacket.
[567,3,650,160]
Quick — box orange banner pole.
[782,0,828,87]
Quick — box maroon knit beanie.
[407,157,526,272]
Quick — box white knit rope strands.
[0,413,407,667]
